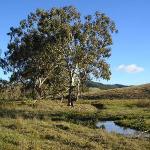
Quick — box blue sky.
[0,0,150,85]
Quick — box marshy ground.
[0,98,149,150]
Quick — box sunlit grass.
[0,99,150,149]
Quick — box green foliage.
[1,6,117,102]
[0,80,22,100]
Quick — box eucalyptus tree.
[2,9,65,99]
[37,6,117,106]
[1,6,117,105]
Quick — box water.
[96,121,150,138]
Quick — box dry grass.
[83,84,150,99]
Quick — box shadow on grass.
[91,103,105,109]
[0,108,47,120]
[0,107,99,128]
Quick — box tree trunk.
[35,86,42,100]
[68,87,74,106]
[76,82,80,101]
[32,87,36,100]
[60,93,64,102]
[67,77,74,107]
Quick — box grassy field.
[0,98,149,150]
[83,84,150,99]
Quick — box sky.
[0,0,150,85]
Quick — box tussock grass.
[0,99,150,149]
[135,99,150,108]
[83,84,150,99]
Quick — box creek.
[96,121,150,138]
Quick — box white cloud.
[117,64,144,73]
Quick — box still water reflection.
[96,121,149,138]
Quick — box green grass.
[0,99,150,150]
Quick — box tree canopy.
[1,6,117,106]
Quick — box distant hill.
[83,83,150,99]
[86,80,128,90]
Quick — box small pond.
[96,121,150,138]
